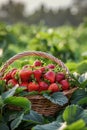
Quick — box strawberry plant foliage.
[70,89,87,105]
[4,96,31,113]
[32,121,62,130]
[43,92,68,106]
[1,85,18,100]
[63,105,87,124]
[64,120,87,130]
[0,123,9,130]
[11,113,24,130]
[0,86,31,130]
[23,110,44,124]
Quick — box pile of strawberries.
[3,60,70,93]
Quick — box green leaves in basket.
[4,96,31,113]
[43,92,68,106]
[32,121,62,130]
[17,90,39,97]
[23,110,44,124]
[15,86,27,94]
[63,104,87,124]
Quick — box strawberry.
[7,79,18,87]
[60,79,70,90]
[19,82,28,90]
[33,69,42,81]
[19,69,32,82]
[56,72,65,82]
[4,73,11,81]
[44,70,56,83]
[47,64,55,69]
[4,68,16,81]
[34,60,42,67]
[48,83,59,93]
[39,81,49,92]
[28,82,39,92]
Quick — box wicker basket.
[0,51,77,116]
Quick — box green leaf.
[65,62,77,73]
[80,110,87,123]
[0,123,9,130]
[23,110,44,124]
[11,113,24,130]
[77,61,87,74]
[4,96,31,113]
[15,87,26,94]
[0,96,4,108]
[64,119,87,130]
[0,80,6,94]
[3,109,21,122]
[79,73,87,83]
[63,105,87,124]
[43,92,68,106]
[32,121,62,130]
[56,115,64,123]
[78,97,87,106]
[71,89,87,104]
[1,85,18,100]
[18,91,38,97]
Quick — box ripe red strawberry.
[39,81,49,92]
[60,79,70,90]
[48,83,59,93]
[19,69,32,82]
[4,69,17,81]
[47,64,55,69]
[27,82,39,92]
[34,60,42,67]
[56,72,65,82]
[19,82,28,90]
[7,79,18,87]
[33,69,42,81]
[44,70,56,83]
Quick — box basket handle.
[0,51,69,76]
